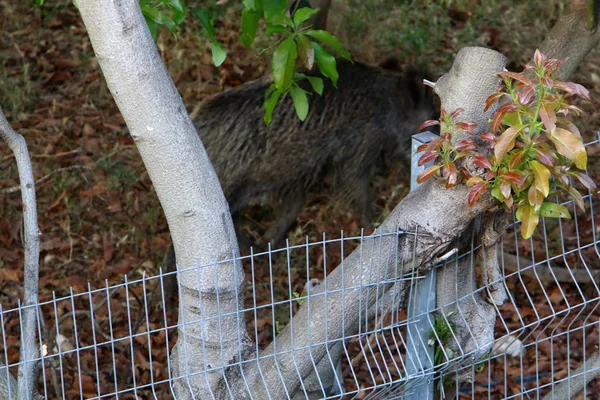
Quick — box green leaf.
[289,84,309,121]
[191,8,217,40]
[516,203,539,239]
[241,9,260,47]
[211,43,227,67]
[491,186,504,201]
[306,76,324,95]
[306,30,351,60]
[165,0,185,12]
[267,14,294,27]
[264,87,283,125]
[35,0,44,5]
[539,202,572,219]
[264,25,288,35]
[293,7,320,28]
[263,0,287,21]
[312,42,338,86]
[172,1,187,25]
[191,8,227,66]
[142,4,164,25]
[144,15,158,40]
[529,160,550,197]
[141,4,177,33]
[296,35,314,70]
[272,37,298,91]
[243,0,262,12]
[549,127,587,169]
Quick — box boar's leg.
[263,191,306,247]
[337,166,376,231]
[163,243,177,311]
[353,174,376,231]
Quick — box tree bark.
[76,1,250,397]
[533,0,600,80]
[0,106,42,400]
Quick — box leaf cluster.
[240,1,351,124]
[140,0,188,41]
[417,50,595,239]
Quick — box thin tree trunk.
[0,106,42,400]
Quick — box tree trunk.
[0,107,42,400]
[531,0,600,80]
[76,1,250,397]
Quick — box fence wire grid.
[1,138,600,400]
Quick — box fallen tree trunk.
[223,45,506,395]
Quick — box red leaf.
[533,49,546,68]
[450,108,465,118]
[468,181,488,206]
[534,147,556,166]
[497,71,533,87]
[455,139,476,151]
[416,143,429,153]
[480,131,497,143]
[573,172,597,191]
[484,92,504,112]
[474,156,492,170]
[443,160,458,188]
[502,172,525,185]
[418,151,438,166]
[554,81,591,101]
[455,121,478,134]
[418,119,440,132]
[508,150,526,170]
[516,86,535,105]
[416,165,441,184]
[539,103,556,133]
[544,57,567,74]
[492,103,518,132]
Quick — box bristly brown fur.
[165,60,438,281]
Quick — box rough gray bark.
[76,1,250,398]
[224,157,500,398]
[0,106,42,399]
[433,48,508,385]
[535,0,600,81]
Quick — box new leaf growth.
[417,50,595,239]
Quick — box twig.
[1,165,92,194]
[501,252,600,284]
[0,106,42,399]
[542,351,600,400]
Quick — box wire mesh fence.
[1,138,599,399]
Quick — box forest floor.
[1,0,600,398]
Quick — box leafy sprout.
[417,50,595,239]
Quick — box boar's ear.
[377,56,403,71]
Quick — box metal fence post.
[405,131,439,399]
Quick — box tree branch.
[0,106,42,400]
